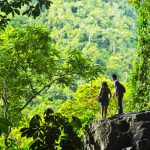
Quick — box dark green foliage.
[0,118,11,135]
[0,0,52,29]
[20,108,82,150]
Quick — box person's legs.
[104,105,108,118]
[101,106,104,119]
[118,94,123,114]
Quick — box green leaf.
[22,9,31,15]
[26,128,37,138]
[0,118,11,134]
[21,131,27,137]
[30,139,43,149]
[70,116,82,129]
[14,9,20,15]
[44,108,54,115]
[0,118,11,126]
[39,131,44,140]
[20,128,28,132]
[33,131,39,140]
[29,115,41,127]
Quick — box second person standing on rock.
[112,74,126,114]
[98,82,112,119]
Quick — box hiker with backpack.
[112,74,126,114]
[98,82,112,119]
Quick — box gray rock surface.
[83,110,150,150]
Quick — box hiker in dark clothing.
[98,82,112,119]
[112,74,126,114]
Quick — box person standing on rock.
[98,82,112,119]
[112,74,126,114]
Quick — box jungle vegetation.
[0,0,149,149]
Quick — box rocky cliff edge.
[83,110,150,150]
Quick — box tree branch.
[19,79,56,113]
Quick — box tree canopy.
[0,24,101,149]
[0,0,52,29]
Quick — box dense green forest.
[9,0,137,81]
[0,0,149,149]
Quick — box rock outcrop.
[83,110,150,150]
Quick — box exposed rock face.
[83,110,150,150]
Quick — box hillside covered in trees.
[10,0,138,81]
[0,0,149,149]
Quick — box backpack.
[117,82,126,93]
[98,92,104,102]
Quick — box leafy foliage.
[0,24,101,148]
[0,0,52,29]
[0,24,101,125]
[128,0,150,111]
[20,108,82,150]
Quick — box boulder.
[83,110,150,150]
